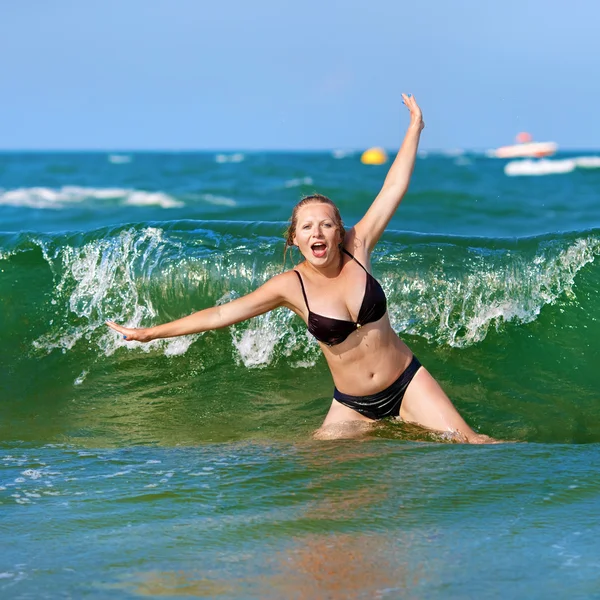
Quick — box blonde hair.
[283,194,345,265]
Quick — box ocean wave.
[382,234,600,346]
[2,223,599,365]
[0,186,183,209]
[504,159,576,177]
[504,156,600,177]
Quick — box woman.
[107,94,495,443]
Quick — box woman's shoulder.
[265,268,304,291]
[262,268,306,314]
[342,228,371,265]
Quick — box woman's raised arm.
[353,94,424,252]
[106,272,292,342]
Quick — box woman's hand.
[402,93,424,131]
[106,320,154,343]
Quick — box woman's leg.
[400,366,497,443]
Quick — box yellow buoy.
[360,147,387,165]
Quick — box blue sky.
[3,0,599,150]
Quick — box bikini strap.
[293,270,310,310]
[341,247,369,274]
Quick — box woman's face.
[293,203,342,266]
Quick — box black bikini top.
[293,248,387,346]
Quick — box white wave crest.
[0,186,183,209]
[0,249,15,261]
[32,227,197,357]
[504,159,575,176]
[387,236,600,347]
[30,229,308,367]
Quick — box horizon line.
[0,146,599,153]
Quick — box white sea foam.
[229,288,319,368]
[284,176,313,188]
[504,159,576,176]
[290,359,318,369]
[573,156,600,169]
[504,156,600,177]
[124,191,183,208]
[0,186,182,209]
[332,149,353,159]
[108,154,132,164]
[163,337,197,356]
[201,193,237,207]
[231,322,281,367]
[74,371,88,386]
[215,153,245,163]
[441,148,465,157]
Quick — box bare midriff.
[321,314,413,396]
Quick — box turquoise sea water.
[2,150,600,597]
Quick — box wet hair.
[283,194,345,265]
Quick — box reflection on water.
[126,531,434,599]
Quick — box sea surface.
[2,150,600,598]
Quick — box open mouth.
[311,242,327,258]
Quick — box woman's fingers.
[402,93,424,127]
[402,93,418,112]
[105,320,119,332]
[106,320,124,334]
[106,320,135,341]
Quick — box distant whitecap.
[573,156,600,169]
[0,186,183,209]
[441,148,465,157]
[332,149,353,159]
[215,153,245,163]
[454,156,472,166]
[108,154,132,164]
[201,194,237,207]
[124,191,184,208]
[284,176,313,188]
[504,159,576,177]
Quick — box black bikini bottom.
[333,355,422,420]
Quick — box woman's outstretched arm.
[106,272,291,342]
[353,94,424,252]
